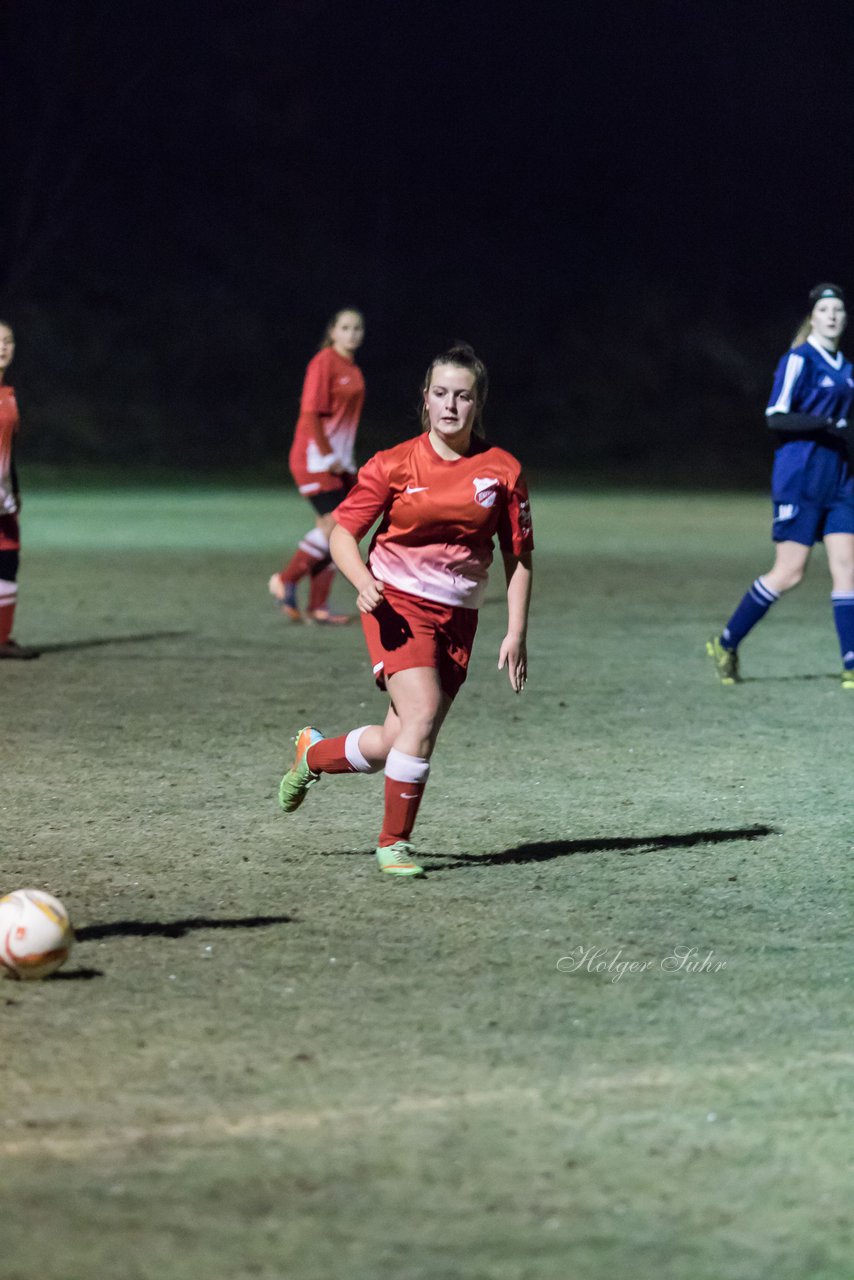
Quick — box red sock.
[306,734,357,775]
[0,600,15,644]
[280,548,321,585]
[378,748,430,846]
[308,564,335,612]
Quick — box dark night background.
[3,0,854,485]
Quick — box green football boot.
[375,841,424,877]
[842,668,854,690]
[706,635,741,685]
[278,726,323,813]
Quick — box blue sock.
[832,591,854,668]
[721,577,780,650]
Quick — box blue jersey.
[766,336,854,423]
[766,337,854,512]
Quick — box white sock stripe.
[831,591,854,604]
[0,579,17,604]
[384,748,430,785]
[300,528,330,558]
[344,727,380,774]
[753,577,780,603]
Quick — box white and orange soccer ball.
[0,888,74,980]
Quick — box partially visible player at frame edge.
[0,320,39,660]
[268,308,366,625]
[707,283,854,689]
[277,342,534,877]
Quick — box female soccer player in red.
[0,321,38,660]
[277,342,534,875]
[268,308,365,624]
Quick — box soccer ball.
[0,888,74,980]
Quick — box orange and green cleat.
[375,841,424,877]
[706,635,740,685]
[278,726,323,813]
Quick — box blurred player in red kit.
[0,320,39,660]
[268,308,365,624]
[277,342,534,875]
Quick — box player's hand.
[498,635,527,693]
[328,459,346,475]
[356,576,385,614]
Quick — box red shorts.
[0,514,20,553]
[361,586,479,700]
[289,439,353,498]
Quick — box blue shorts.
[771,438,854,544]
[771,499,854,545]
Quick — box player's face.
[330,311,365,357]
[810,298,847,348]
[0,325,15,375]
[425,365,478,446]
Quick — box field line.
[5,1051,854,1159]
[0,1087,543,1159]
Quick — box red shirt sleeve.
[332,453,393,541]
[300,351,333,417]
[496,468,534,556]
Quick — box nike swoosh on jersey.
[405,485,428,493]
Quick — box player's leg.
[305,492,355,625]
[277,714,389,813]
[269,519,331,620]
[707,539,812,683]
[0,523,38,660]
[824,531,854,686]
[374,667,453,876]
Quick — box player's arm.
[498,551,532,693]
[298,409,342,472]
[329,523,384,612]
[766,411,847,434]
[328,455,393,613]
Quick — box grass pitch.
[1,483,853,1280]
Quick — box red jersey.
[0,384,20,516]
[333,432,533,608]
[289,347,365,495]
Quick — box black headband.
[809,283,846,308]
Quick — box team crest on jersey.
[473,477,500,507]
[820,375,835,388]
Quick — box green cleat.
[706,635,740,685]
[842,669,854,690]
[278,726,323,813]
[375,841,424,877]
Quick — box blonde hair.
[420,342,488,435]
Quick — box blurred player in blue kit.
[707,284,854,688]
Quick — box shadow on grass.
[740,673,840,683]
[75,913,295,942]
[49,967,106,981]
[325,823,776,875]
[34,630,191,654]
[428,822,776,871]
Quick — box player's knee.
[770,563,806,592]
[781,567,805,591]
